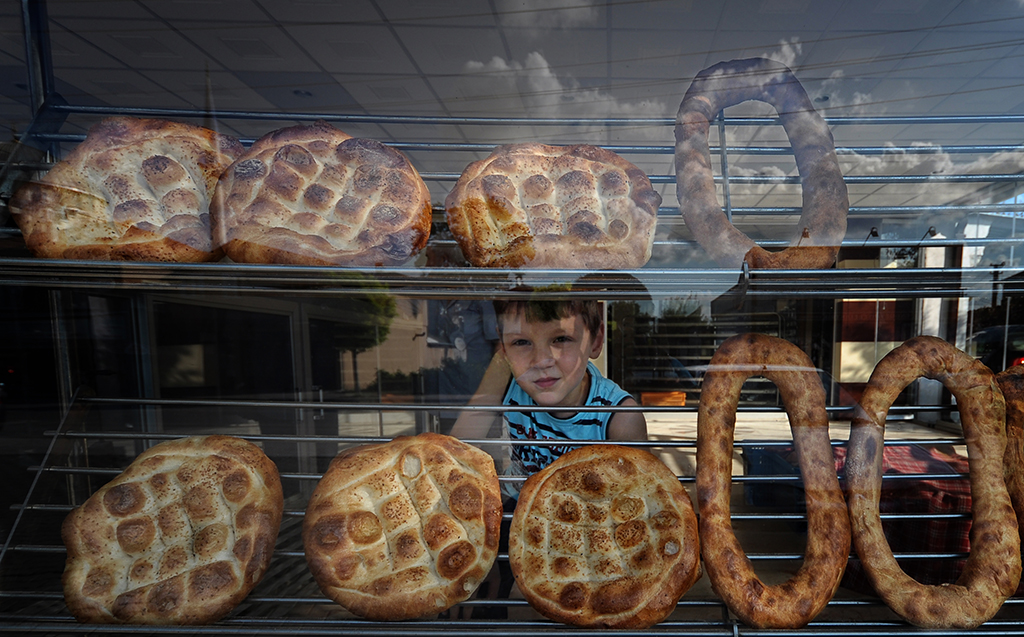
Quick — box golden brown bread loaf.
[445,142,661,268]
[61,435,283,624]
[10,117,242,261]
[696,333,849,628]
[846,336,1021,628]
[303,433,502,620]
[212,120,431,266]
[509,444,700,628]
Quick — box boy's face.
[499,309,604,411]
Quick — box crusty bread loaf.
[212,120,432,266]
[61,435,283,624]
[303,433,502,620]
[444,142,661,268]
[10,117,242,261]
[509,444,700,628]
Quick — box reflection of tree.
[329,276,397,393]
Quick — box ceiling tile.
[174,22,320,73]
[137,0,263,23]
[258,0,381,24]
[285,24,417,75]
[338,74,443,114]
[377,0,498,28]
[392,25,505,76]
[233,70,359,111]
[51,17,211,70]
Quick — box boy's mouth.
[533,376,559,389]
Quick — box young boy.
[447,294,646,618]
[450,295,647,495]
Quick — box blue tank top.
[502,361,632,497]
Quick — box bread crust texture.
[61,435,283,624]
[445,142,661,269]
[509,444,700,628]
[212,120,431,266]
[11,116,242,262]
[303,433,502,620]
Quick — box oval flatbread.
[61,435,283,624]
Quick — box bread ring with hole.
[996,365,1024,550]
[696,333,850,628]
[846,336,1021,628]
[674,57,848,269]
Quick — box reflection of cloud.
[761,38,802,68]
[496,0,599,28]
[463,51,667,140]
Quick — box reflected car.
[967,325,1024,372]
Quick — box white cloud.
[762,38,803,69]
[462,51,667,140]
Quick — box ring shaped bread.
[212,120,431,266]
[61,435,283,624]
[444,143,662,268]
[509,444,701,628]
[303,433,502,620]
[675,57,848,269]
[10,117,242,261]
[996,365,1024,545]
[846,336,1021,628]
[696,334,850,628]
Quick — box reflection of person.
[451,295,647,496]
[426,300,499,434]
[448,294,646,619]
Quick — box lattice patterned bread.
[303,433,502,620]
[510,444,701,628]
[212,120,432,266]
[61,435,283,624]
[10,117,242,261]
[444,142,662,268]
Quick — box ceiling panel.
[257,0,381,24]
[172,22,320,73]
[50,17,213,71]
[286,23,418,75]
[137,0,264,23]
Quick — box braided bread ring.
[674,57,848,269]
[696,333,850,628]
[846,336,1021,628]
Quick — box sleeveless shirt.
[502,361,632,498]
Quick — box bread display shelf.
[2,390,1023,635]
[0,258,1022,301]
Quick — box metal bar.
[37,102,1024,127]
[0,388,79,567]
[18,132,1024,157]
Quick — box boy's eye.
[554,335,572,343]
[510,339,530,347]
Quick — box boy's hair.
[493,297,603,338]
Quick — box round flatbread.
[509,444,700,628]
[445,142,661,268]
[11,116,242,262]
[303,433,502,620]
[212,120,431,266]
[61,435,283,624]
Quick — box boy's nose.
[532,346,555,368]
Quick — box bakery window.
[3,0,1024,634]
